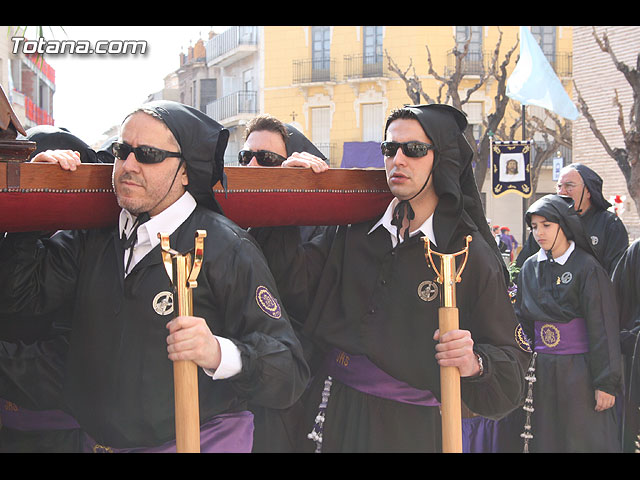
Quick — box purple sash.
[83,410,254,453]
[0,398,80,431]
[534,317,589,355]
[324,348,440,407]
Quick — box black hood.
[570,163,612,211]
[385,104,500,262]
[22,125,105,163]
[284,124,327,160]
[526,194,594,256]
[132,101,229,215]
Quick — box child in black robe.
[516,194,622,452]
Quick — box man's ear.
[180,163,189,186]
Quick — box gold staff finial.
[158,229,207,454]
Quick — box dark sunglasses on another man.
[112,141,183,164]
[380,141,435,158]
[238,149,288,167]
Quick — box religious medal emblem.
[560,272,573,284]
[256,286,282,319]
[540,324,561,348]
[152,291,174,316]
[515,324,532,353]
[417,280,439,302]
[591,235,599,246]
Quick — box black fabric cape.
[247,124,327,453]
[516,165,628,275]
[515,195,623,452]
[612,238,640,452]
[284,123,327,160]
[0,125,109,452]
[252,104,529,452]
[20,125,112,163]
[516,247,623,451]
[254,218,529,451]
[0,206,309,448]
[131,101,229,215]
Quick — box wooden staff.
[159,230,207,453]
[423,235,472,453]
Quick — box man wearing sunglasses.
[236,114,330,453]
[515,163,628,276]
[239,113,329,173]
[252,104,530,452]
[0,101,309,452]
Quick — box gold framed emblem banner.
[490,139,533,198]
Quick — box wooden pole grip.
[174,360,201,453]
[174,255,201,453]
[439,306,462,453]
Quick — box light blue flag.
[506,26,579,120]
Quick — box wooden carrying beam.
[0,163,392,232]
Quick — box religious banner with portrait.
[490,139,533,198]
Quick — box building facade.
[0,27,56,130]
[179,26,575,246]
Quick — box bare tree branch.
[385,53,421,104]
[385,27,565,198]
[573,79,632,182]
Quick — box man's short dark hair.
[244,114,288,143]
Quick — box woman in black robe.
[516,194,623,452]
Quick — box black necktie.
[391,200,415,245]
[122,212,150,274]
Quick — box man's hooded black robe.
[516,164,628,276]
[253,104,530,452]
[0,101,309,449]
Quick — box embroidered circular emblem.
[256,286,282,319]
[560,272,573,284]
[152,291,174,316]
[591,235,599,246]
[540,324,561,348]
[515,324,532,353]
[417,280,439,302]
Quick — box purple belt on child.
[324,348,440,407]
[534,317,589,355]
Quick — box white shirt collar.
[368,199,436,248]
[536,240,575,265]
[119,191,197,274]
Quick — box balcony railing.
[24,96,53,125]
[547,52,572,77]
[344,54,389,80]
[292,58,337,84]
[206,26,258,64]
[444,49,572,78]
[445,49,488,76]
[313,143,335,164]
[206,90,258,123]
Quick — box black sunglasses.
[238,149,287,167]
[381,141,435,158]
[112,141,183,165]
